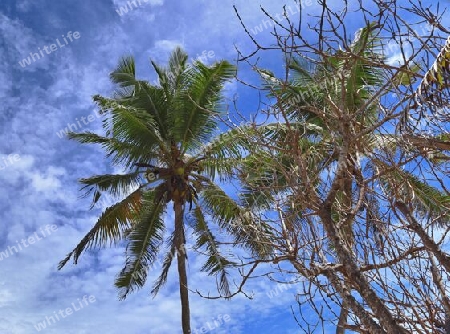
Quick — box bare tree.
[230,1,450,332]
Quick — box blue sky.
[4,0,450,333]
[0,0,329,333]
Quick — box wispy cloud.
[0,0,313,333]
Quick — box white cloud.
[0,1,314,332]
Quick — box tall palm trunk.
[174,200,191,334]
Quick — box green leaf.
[80,172,142,200]
[200,180,273,258]
[151,232,177,296]
[191,206,233,296]
[392,63,421,87]
[58,189,142,269]
[376,160,450,226]
[67,131,158,168]
[115,189,167,299]
[173,60,236,152]
[110,56,136,88]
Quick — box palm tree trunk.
[174,200,191,334]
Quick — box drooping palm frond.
[115,188,167,300]
[375,159,450,226]
[402,134,450,152]
[239,123,335,208]
[150,231,177,296]
[415,36,450,107]
[200,124,256,159]
[190,206,233,297]
[199,179,273,258]
[257,61,325,123]
[198,124,259,181]
[58,189,143,269]
[239,154,278,210]
[67,131,159,168]
[200,120,330,184]
[79,172,142,201]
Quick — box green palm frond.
[58,189,142,269]
[201,122,289,158]
[270,27,384,123]
[79,172,142,200]
[112,85,135,100]
[150,60,171,97]
[349,22,382,57]
[128,82,170,139]
[151,232,177,296]
[257,68,283,93]
[335,27,384,114]
[149,48,189,126]
[200,180,273,258]
[174,60,236,151]
[239,155,278,210]
[288,57,315,81]
[376,160,450,226]
[115,189,167,300]
[167,46,189,91]
[107,100,167,154]
[401,175,450,226]
[238,127,335,213]
[67,131,158,168]
[201,125,256,159]
[150,47,189,95]
[110,56,137,88]
[198,125,258,180]
[200,121,327,182]
[392,63,421,87]
[191,206,233,297]
[282,23,383,121]
[257,60,323,122]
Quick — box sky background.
[1,1,323,333]
[1,0,449,333]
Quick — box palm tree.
[57,47,272,334]
[238,24,450,332]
